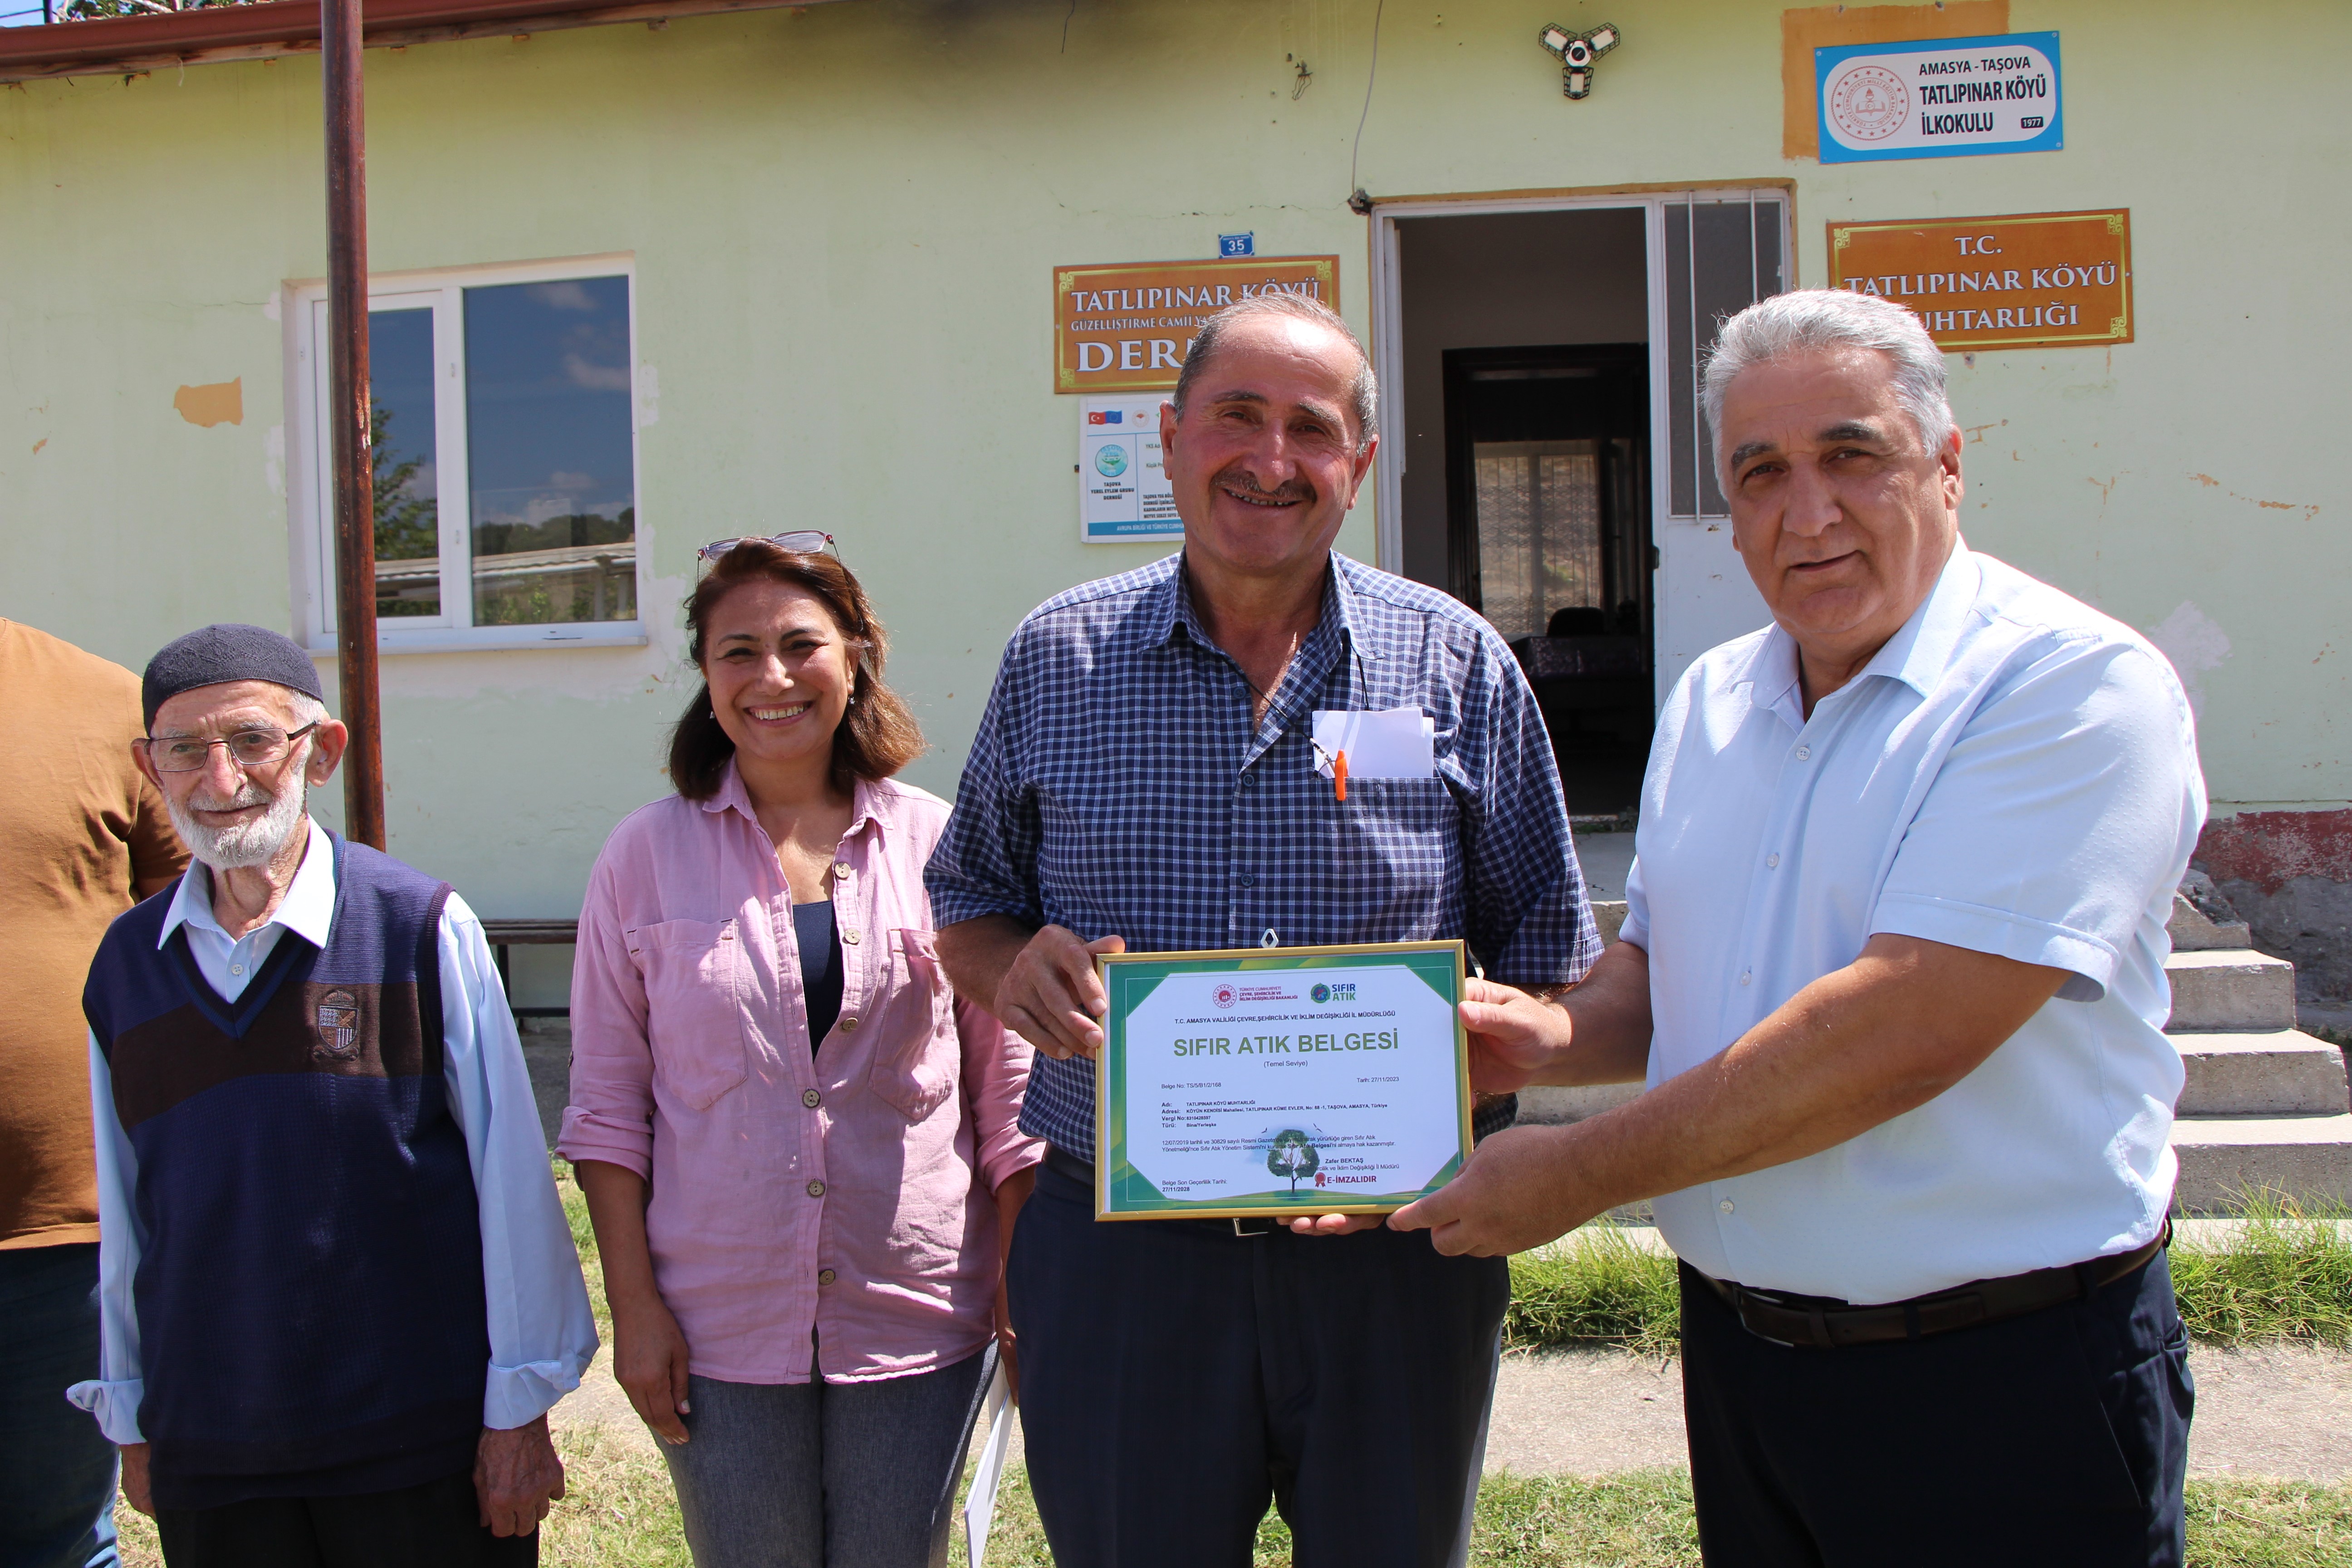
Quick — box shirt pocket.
[627,918,750,1112]
[1328,777,1462,937]
[864,927,959,1123]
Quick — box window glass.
[462,278,636,625]
[1664,199,1785,516]
[1472,439,1602,643]
[369,307,439,618]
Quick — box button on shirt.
[559,769,1042,1385]
[1626,548,2206,1305]
[926,551,1602,1160]
[70,818,598,1442]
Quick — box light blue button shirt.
[1624,547,2207,1305]
[69,818,598,1443]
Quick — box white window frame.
[285,253,646,654]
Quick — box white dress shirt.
[69,817,599,1443]
[1624,546,2206,1305]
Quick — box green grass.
[2171,1195,2352,1346]
[1505,1224,1682,1356]
[1507,1196,2352,1355]
[113,1450,2352,1568]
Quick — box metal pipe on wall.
[322,0,386,849]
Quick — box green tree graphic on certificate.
[1267,1130,1322,1193]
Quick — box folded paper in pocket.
[1311,708,1435,780]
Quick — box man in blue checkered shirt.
[928,294,1600,1568]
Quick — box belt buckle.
[1232,1216,1273,1238]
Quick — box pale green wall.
[4,0,2344,963]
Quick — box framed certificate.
[1092,941,1471,1220]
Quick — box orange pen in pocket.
[1333,750,1348,802]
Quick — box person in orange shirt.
[0,619,187,1568]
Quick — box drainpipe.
[323,0,386,849]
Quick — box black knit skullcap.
[142,624,326,729]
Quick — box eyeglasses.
[143,722,321,773]
[698,532,838,563]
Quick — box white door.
[1655,516,1768,700]
[1648,194,1786,706]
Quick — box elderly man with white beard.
[67,624,597,1568]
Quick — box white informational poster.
[1079,394,1181,544]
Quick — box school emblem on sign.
[314,990,360,1059]
[1828,64,1909,142]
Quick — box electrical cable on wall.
[1348,0,1387,212]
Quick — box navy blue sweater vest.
[83,833,489,1509]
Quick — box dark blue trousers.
[1008,1157,1508,1568]
[1680,1250,2193,1568]
[153,1470,534,1568]
[0,1242,119,1568]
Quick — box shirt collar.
[1736,540,1982,724]
[699,758,892,849]
[1154,549,1373,662]
[1859,541,1982,697]
[158,815,337,950]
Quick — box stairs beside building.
[2164,877,2352,1211]
[1518,882,2352,1213]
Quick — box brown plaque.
[1828,210,2132,352]
[1053,256,1339,394]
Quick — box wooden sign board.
[1053,256,1339,393]
[1827,209,2130,351]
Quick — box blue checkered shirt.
[926,552,1601,1160]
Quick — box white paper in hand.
[1311,708,1436,780]
[962,1357,1015,1568]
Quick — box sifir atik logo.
[1308,981,1357,1004]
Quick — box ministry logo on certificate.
[1092,941,1472,1220]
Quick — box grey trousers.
[660,1347,993,1568]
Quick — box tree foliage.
[371,406,438,564]
[59,0,259,20]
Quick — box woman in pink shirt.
[559,537,1041,1568]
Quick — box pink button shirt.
[559,765,1042,1384]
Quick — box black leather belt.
[1043,1145,1277,1236]
[1695,1220,2170,1349]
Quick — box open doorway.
[1387,206,1653,818]
[1443,343,1652,815]
[1372,191,1788,821]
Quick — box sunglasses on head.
[698,531,839,563]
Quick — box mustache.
[1211,465,1315,505]
[186,781,272,812]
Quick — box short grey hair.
[1701,289,1955,484]
[1171,292,1378,452]
[280,690,330,728]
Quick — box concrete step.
[2166,948,2299,1033]
[2170,1114,2352,1212]
[2167,885,2254,952]
[2177,1031,2351,1116]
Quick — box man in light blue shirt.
[69,624,598,1565]
[1394,291,2203,1566]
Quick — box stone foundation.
[2196,808,2352,1004]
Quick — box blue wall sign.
[1815,32,2062,163]
[1218,232,1256,258]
